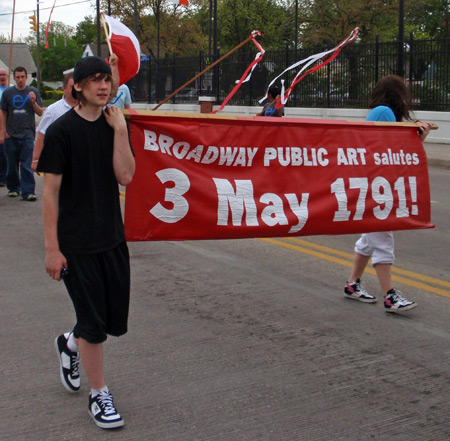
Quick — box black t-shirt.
[37,108,125,254]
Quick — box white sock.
[91,385,109,398]
[67,333,79,353]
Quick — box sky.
[0,0,98,40]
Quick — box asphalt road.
[0,167,449,440]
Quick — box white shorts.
[354,232,395,266]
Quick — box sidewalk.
[423,142,450,169]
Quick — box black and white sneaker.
[54,333,80,392]
[384,289,417,313]
[344,279,377,303]
[88,389,124,429]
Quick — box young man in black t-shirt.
[37,56,135,430]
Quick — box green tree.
[297,0,398,47]
[74,16,99,47]
[218,0,291,51]
[26,21,84,81]
[102,0,207,56]
[406,0,450,38]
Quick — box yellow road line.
[117,187,448,296]
[284,237,450,289]
[259,237,450,298]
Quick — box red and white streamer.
[44,0,57,50]
[259,28,359,108]
[213,31,265,114]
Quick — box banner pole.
[100,13,113,56]
[152,33,256,111]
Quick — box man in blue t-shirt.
[1,66,43,200]
[0,68,8,187]
[109,83,132,109]
[257,85,284,117]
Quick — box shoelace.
[389,291,407,304]
[357,281,369,295]
[353,280,369,296]
[96,392,117,416]
[70,353,80,377]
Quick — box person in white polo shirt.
[32,72,77,172]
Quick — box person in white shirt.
[32,73,77,172]
[109,83,132,109]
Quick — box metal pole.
[156,0,160,101]
[133,0,138,37]
[213,0,217,57]
[96,0,101,57]
[397,0,404,76]
[208,0,212,59]
[213,0,218,99]
[295,0,298,52]
[157,1,160,61]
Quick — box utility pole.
[397,0,404,77]
[36,1,41,91]
[295,0,298,53]
[96,0,101,56]
[133,0,138,37]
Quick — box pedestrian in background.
[0,68,8,187]
[1,66,43,200]
[343,75,431,313]
[37,56,135,430]
[31,72,78,173]
[257,85,284,117]
[109,83,132,109]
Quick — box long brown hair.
[368,75,413,122]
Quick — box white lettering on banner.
[150,169,190,223]
[213,179,258,226]
[213,178,309,232]
[331,176,419,222]
[373,149,420,166]
[263,147,329,166]
[201,146,219,164]
[337,148,367,165]
[285,193,309,233]
[143,129,420,170]
[143,130,259,167]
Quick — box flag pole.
[100,13,113,55]
[152,33,257,111]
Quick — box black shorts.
[63,241,130,344]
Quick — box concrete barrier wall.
[131,103,450,144]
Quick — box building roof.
[0,43,37,73]
[82,43,110,58]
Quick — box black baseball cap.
[71,56,112,99]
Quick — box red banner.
[124,111,434,241]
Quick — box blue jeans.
[0,142,6,183]
[4,137,35,197]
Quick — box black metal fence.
[128,35,450,111]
